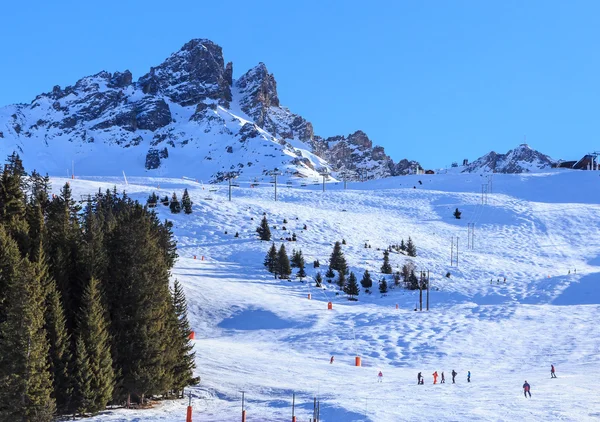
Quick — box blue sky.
[1,0,599,168]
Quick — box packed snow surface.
[49,169,600,421]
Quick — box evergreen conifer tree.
[169,280,198,397]
[264,243,278,273]
[345,272,360,298]
[336,270,346,290]
[0,226,56,421]
[453,208,462,219]
[381,250,392,274]
[400,239,406,251]
[379,277,389,294]
[329,241,348,274]
[409,270,419,290]
[276,244,291,279]
[315,272,323,288]
[0,153,30,254]
[406,237,417,257]
[256,216,271,241]
[297,266,306,280]
[147,192,158,208]
[182,189,193,214]
[325,267,335,280]
[45,281,73,415]
[170,193,181,214]
[77,277,114,414]
[72,336,93,416]
[161,195,170,206]
[360,269,373,289]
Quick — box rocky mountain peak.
[138,38,232,107]
[463,144,555,173]
[236,63,280,125]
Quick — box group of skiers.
[416,370,467,384]
[334,356,557,398]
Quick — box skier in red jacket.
[432,371,438,384]
[551,364,557,378]
[523,381,531,398]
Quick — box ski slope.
[53,169,600,421]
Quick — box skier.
[451,370,457,383]
[432,371,438,384]
[417,372,423,385]
[330,356,334,364]
[523,380,531,398]
[467,371,471,382]
[551,364,557,378]
[378,371,383,383]
[441,372,445,383]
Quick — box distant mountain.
[462,144,557,174]
[0,39,418,182]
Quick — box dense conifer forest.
[0,153,197,420]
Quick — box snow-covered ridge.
[0,39,416,182]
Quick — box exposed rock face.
[135,97,171,131]
[463,144,556,173]
[138,39,232,107]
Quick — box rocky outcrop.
[135,97,171,131]
[138,39,232,107]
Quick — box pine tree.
[105,204,175,404]
[406,237,417,257]
[453,208,462,219]
[315,272,323,288]
[360,270,373,289]
[329,241,348,274]
[264,243,278,273]
[393,271,401,286]
[409,270,419,290]
[73,336,93,416]
[46,182,84,332]
[0,153,30,254]
[313,259,320,268]
[182,189,193,214]
[0,226,56,421]
[379,277,388,294]
[276,244,291,279]
[291,249,305,269]
[147,192,158,208]
[400,239,406,251]
[345,272,360,299]
[297,266,306,280]
[77,277,114,414]
[336,270,346,290]
[161,195,170,206]
[45,281,73,415]
[381,250,392,274]
[256,216,271,241]
[170,193,181,214]
[325,267,335,280]
[169,280,198,397]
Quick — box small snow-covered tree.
[406,237,417,257]
[345,272,360,299]
[315,272,323,288]
[453,208,462,219]
[379,277,388,294]
[360,270,373,289]
[381,250,392,274]
[336,270,346,291]
[256,216,271,241]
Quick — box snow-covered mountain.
[0,39,416,182]
[463,144,556,174]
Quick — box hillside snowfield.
[52,169,599,421]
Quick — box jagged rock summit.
[0,38,417,182]
[463,144,556,173]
